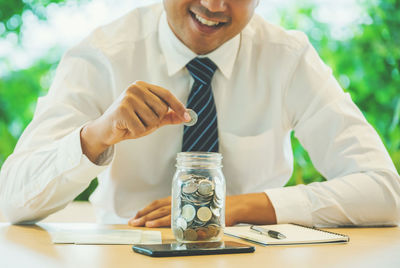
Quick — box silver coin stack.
[173,174,223,242]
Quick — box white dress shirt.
[1,3,399,226]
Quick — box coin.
[176,217,187,230]
[196,227,208,240]
[197,206,212,222]
[214,226,221,237]
[210,206,220,217]
[181,204,196,222]
[173,208,182,219]
[215,185,224,200]
[173,227,184,240]
[213,196,223,208]
[183,109,198,127]
[183,228,198,241]
[182,192,212,206]
[198,180,214,196]
[182,182,198,194]
[206,224,219,238]
[179,174,193,181]
[192,218,207,227]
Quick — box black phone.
[132,241,255,257]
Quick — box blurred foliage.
[0,0,399,200]
[284,0,400,185]
[0,58,56,161]
[0,0,86,39]
[75,178,98,201]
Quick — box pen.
[250,225,286,240]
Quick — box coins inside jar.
[173,174,223,242]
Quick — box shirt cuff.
[265,185,313,227]
[56,125,115,183]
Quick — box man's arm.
[268,33,400,227]
[0,53,112,223]
[80,81,190,163]
[0,49,189,224]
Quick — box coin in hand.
[183,109,198,127]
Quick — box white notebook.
[225,224,349,246]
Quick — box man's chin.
[187,40,221,55]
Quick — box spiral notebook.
[224,223,349,246]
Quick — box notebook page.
[225,224,348,245]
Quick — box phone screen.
[132,241,255,257]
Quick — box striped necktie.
[182,57,219,152]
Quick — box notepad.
[50,229,162,245]
[224,224,349,246]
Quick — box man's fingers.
[120,106,146,138]
[128,217,145,227]
[160,110,186,126]
[129,205,171,227]
[126,96,159,128]
[145,215,171,228]
[134,196,171,219]
[134,83,169,118]
[136,81,190,122]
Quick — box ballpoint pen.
[250,225,287,240]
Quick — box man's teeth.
[195,14,220,26]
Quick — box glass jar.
[171,152,226,243]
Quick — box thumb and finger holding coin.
[125,81,194,130]
[131,81,197,127]
[183,109,198,127]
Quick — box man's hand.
[128,193,277,228]
[129,196,172,228]
[80,81,191,162]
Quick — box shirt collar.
[158,11,240,79]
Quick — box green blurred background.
[0,0,399,201]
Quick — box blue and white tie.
[182,57,219,152]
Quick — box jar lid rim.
[177,152,222,158]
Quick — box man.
[0,0,399,227]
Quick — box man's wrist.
[80,123,109,163]
[229,193,277,225]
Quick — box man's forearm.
[0,127,106,223]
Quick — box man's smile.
[188,9,228,35]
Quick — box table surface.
[1,202,400,268]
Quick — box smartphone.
[132,241,255,257]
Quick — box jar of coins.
[171,152,226,243]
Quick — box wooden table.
[1,203,400,268]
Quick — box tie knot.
[186,57,217,85]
